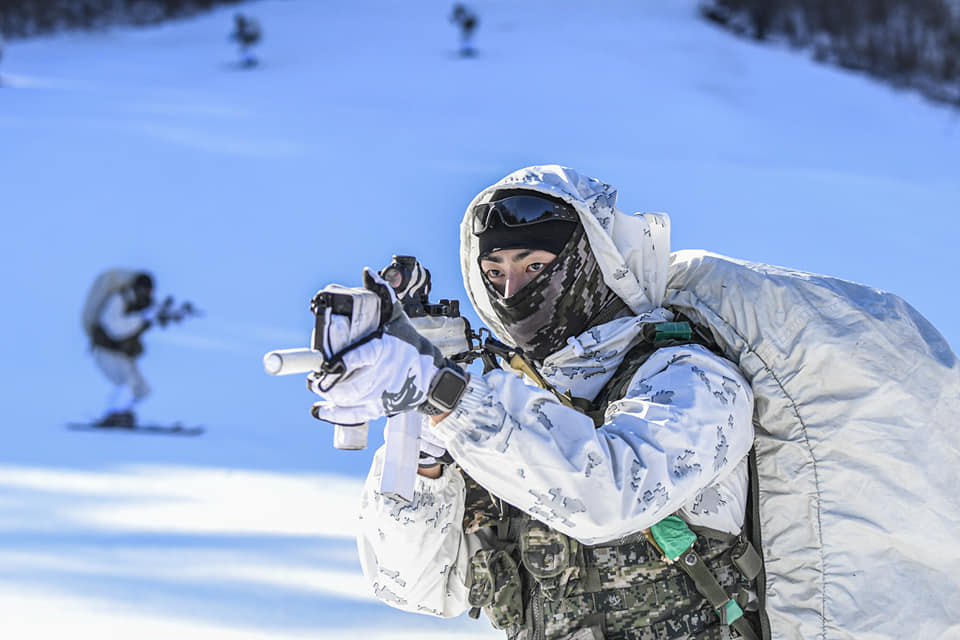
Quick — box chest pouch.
[519,518,582,601]
[467,547,523,629]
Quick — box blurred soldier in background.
[82,270,158,427]
[230,13,262,68]
[450,4,478,57]
[81,269,198,427]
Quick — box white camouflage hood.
[460,165,671,345]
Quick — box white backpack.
[664,250,960,640]
[81,268,139,338]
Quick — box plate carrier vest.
[461,321,766,640]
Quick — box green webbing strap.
[678,547,759,640]
[649,517,759,640]
[649,515,697,561]
[642,321,693,343]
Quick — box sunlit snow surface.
[1,0,958,637]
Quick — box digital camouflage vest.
[461,324,762,640]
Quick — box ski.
[67,423,205,436]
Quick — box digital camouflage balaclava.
[480,220,629,362]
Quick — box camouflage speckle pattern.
[500,515,748,640]
[379,565,405,585]
[425,500,454,531]
[484,226,625,362]
[713,424,730,472]
[462,469,508,534]
[629,460,647,491]
[545,533,746,640]
[529,487,587,528]
[585,452,604,478]
[520,519,582,600]
[540,315,672,404]
[466,400,523,452]
[595,333,717,425]
[651,389,676,404]
[461,474,751,638]
[672,450,702,480]
[381,370,425,414]
[550,364,610,380]
[467,548,524,629]
[589,195,614,231]
[690,366,712,394]
[373,582,407,607]
[452,307,755,639]
[720,378,741,404]
[387,487,438,525]
[633,381,654,396]
[416,604,444,616]
[691,486,727,516]
[531,399,558,430]
[665,353,691,367]
[642,484,670,510]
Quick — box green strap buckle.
[649,515,697,561]
[717,599,744,625]
[643,321,693,343]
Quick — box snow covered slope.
[1,0,957,637]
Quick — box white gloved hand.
[417,424,451,466]
[308,269,454,425]
[378,418,451,467]
[308,283,386,391]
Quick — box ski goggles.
[471,194,579,235]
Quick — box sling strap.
[649,516,760,640]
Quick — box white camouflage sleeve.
[356,445,485,617]
[99,292,148,340]
[431,344,755,545]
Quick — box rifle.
[262,255,565,502]
[155,296,204,327]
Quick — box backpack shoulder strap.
[587,313,721,426]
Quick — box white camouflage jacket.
[98,291,149,342]
[356,165,755,618]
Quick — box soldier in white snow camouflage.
[316,166,762,639]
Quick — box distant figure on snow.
[81,269,199,427]
[230,13,262,68]
[450,3,478,57]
